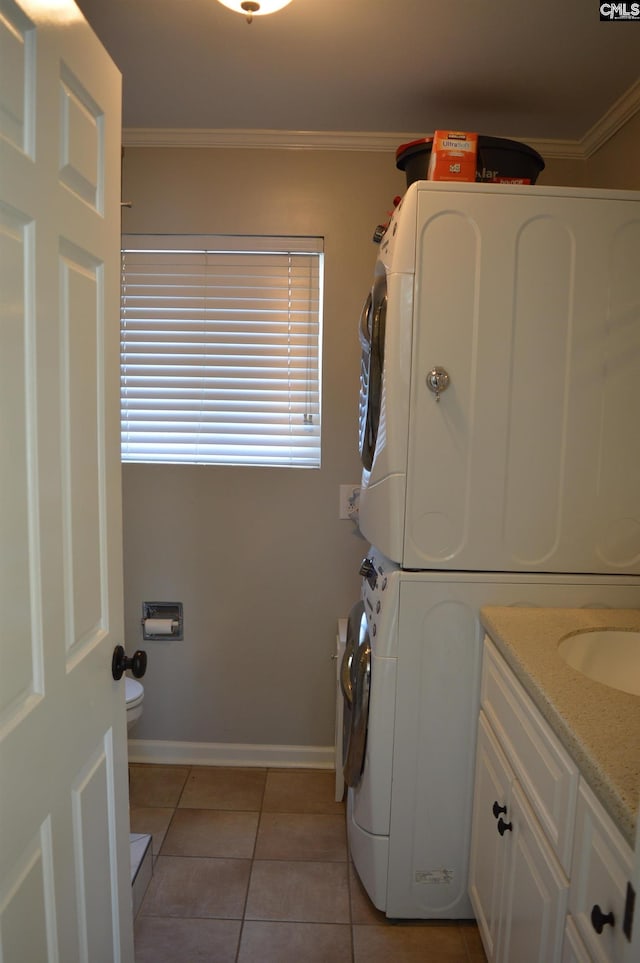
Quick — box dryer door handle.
[358,291,372,348]
[340,601,364,706]
[340,647,353,706]
[343,640,371,788]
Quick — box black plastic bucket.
[395,135,545,188]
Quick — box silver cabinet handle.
[426,366,450,402]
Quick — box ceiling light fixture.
[216,0,294,24]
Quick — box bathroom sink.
[558,629,640,697]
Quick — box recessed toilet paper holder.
[141,602,183,641]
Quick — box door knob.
[112,645,147,681]
[497,817,513,836]
[492,801,507,819]
[426,366,450,402]
[591,904,615,934]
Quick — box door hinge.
[623,880,635,942]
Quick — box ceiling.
[75,0,640,146]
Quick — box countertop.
[479,606,640,848]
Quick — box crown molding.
[121,125,585,158]
[121,127,426,151]
[580,75,640,158]
[122,79,640,160]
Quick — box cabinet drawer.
[569,780,632,963]
[481,637,578,873]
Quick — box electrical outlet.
[339,484,360,520]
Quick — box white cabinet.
[469,708,570,963]
[566,781,633,963]
[500,780,569,963]
[468,713,513,960]
[479,634,578,874]
[470,637,635,963]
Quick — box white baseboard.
[127,738,335,770]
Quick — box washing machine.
[341,547,640,919]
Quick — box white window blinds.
[120,235,323,467]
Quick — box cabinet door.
[481,637,578,875]
[569,781,633,963]
[468,712,513,960]
[499,782,569,963]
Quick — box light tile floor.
[130,764,488,963]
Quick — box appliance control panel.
[359,547,399,659]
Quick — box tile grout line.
[233,769,268,963]
[134,765,354,960]
[344,813,356,963]
[131,764,484,962]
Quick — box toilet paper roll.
[144,618,175,635]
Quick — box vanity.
[468,607,640,963]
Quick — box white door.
[0,1,132,961]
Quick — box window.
[120,234,323,467]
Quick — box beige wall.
[121,128,637,751]
[122,147,407,748]
[537,155,587,188]
[584,110,640,189]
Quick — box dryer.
[358,181,640,573]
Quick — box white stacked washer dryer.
[342,180,640,919]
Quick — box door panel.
[59,62,104,210]
[500,782,569,963]
[504,217,573,565]
[596,218,640,567]
[60,245,104,658]
[0,204,40,724]
[0,1,130,960]
[72,736,122,963]
[402,187,640,573]
[468,712,513,960]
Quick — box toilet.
[125,677,144,730]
